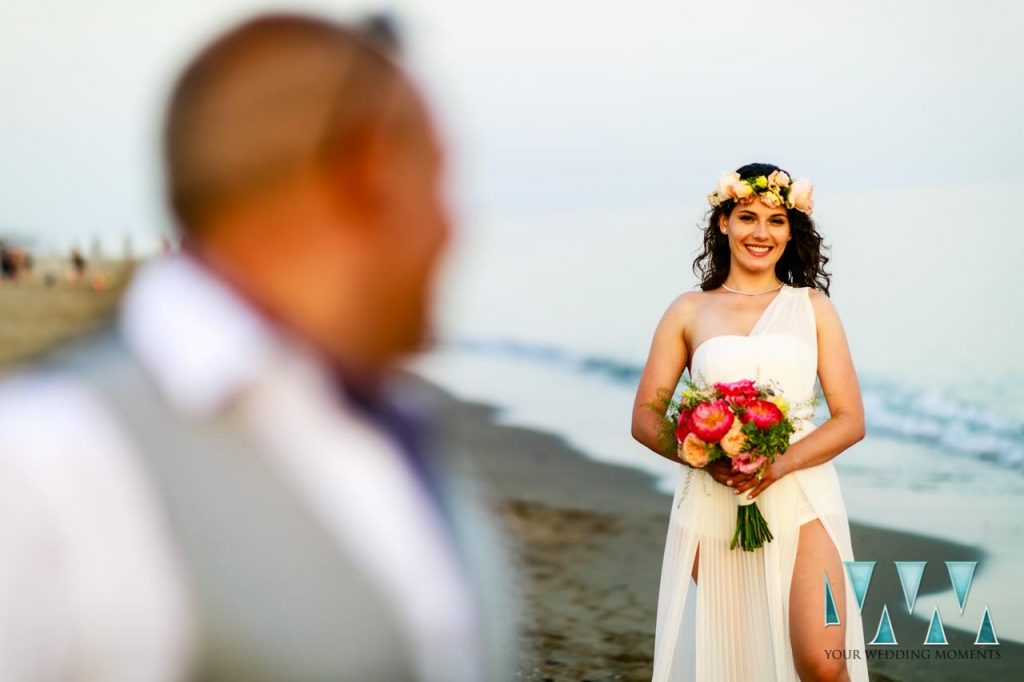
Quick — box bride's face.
[719,200,792,272]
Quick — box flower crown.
[707,170,814,216]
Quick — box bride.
[631,163,870,681]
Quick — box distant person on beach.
[1,242,32,282]
[0,13,512,681]
[0,242,13,280]
[68,247,87,283]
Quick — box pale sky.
[1,0,1022,252]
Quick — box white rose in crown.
[731,180,755,201]
[768,170,791,189]
[717,171,740,199]
[787,179,814,215]
[760,191,783,209]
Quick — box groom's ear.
[320,82,426,225]
[322,119,391,217]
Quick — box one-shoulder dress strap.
[755,285,817,356]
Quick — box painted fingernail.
[747,494,753,499]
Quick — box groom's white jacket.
[0,253,513,681]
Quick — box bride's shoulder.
[675,287,708,303]
[802,287,845,332]
[803,286,832,309]
[665,288,706,314]
[658,289,705,327]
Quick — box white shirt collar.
[118,252,287,418]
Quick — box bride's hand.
[703,457,736,487]
[732,457,793,500]
[704,457,761,493]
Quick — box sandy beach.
[0,259,132,368]
[414,377,1024,681]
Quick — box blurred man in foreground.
[0,13,512,681]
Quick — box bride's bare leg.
[691,543,700,584]
[790,520,851,682]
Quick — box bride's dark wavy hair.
[692,162,832,296]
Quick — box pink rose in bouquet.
[732,451,769,475]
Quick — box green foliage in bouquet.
[642,386,687,460]
[737,413,796,463]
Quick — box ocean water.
[410,181,1024,641]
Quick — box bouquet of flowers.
[654,378,815,551]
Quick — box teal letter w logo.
[820,561,998,646]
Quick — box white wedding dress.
[652,284,869,681]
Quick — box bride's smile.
[744,243,773,257]
[720,201,793,271]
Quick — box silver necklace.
[721,282,785,296]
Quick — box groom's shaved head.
[164,14,416,232]
[161,13,451,370]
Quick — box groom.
[0,13,512,681]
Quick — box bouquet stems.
[730,500,774,552]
